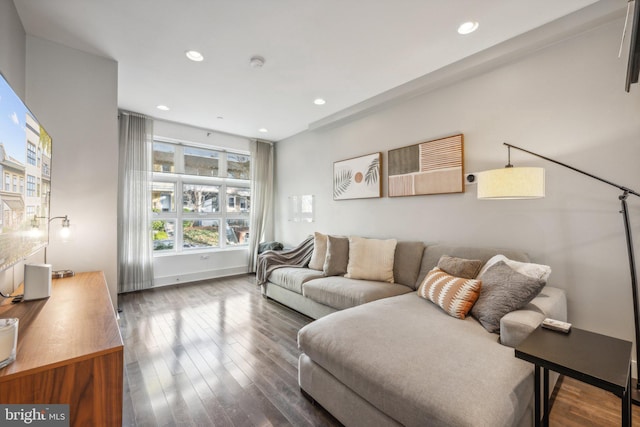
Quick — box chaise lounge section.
[259,235,567,426]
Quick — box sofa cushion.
[437,255,483,279]
[478,254,551,282]
[298,293,535,427]
[345,236,397,283]
[268,267,324,294]
[323,235,349,276]
[417,267,481,319]
[471,261,546,333]
[308,232,328,271]
[416,245,530,289]
[303,277,412,310]
[393,241,425,289]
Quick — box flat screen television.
[0,71,52,271]
[626,0,640,92]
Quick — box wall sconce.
[30,215,72,264]
[31,215,71,240]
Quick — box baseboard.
[153,265,247,287]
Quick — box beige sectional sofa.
[259,237,567,427]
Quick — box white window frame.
[152,139,250,255]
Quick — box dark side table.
[515,326,632,427]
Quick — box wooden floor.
[119,274,640,426]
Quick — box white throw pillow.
[345,236,397,283]
[308,232,328,271]
[477,254,551,282]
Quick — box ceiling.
[14,0,602,141]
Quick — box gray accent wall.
[275,15,640,363]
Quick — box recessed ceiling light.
[156,105,170,111]
[258,128,268,133]
[457,21,479,35]
[185,50,204,62]
[313,98,326,105]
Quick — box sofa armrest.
[500,286,567,348]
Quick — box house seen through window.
[151,140,251,253]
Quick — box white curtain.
[248,139,274,272]
[118,112,154,293]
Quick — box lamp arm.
[504,143,640,198]
[506,143,640,396]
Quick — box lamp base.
[631,379,640,405]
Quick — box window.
[153,142,175,173]
[227,153,250,179]
[12,176,17,193]
[182,219,219,249]
[184,146,219,176]
[183,184,219,213]
[4,173,9,191]
[26,175,35,196]
[152,140,251,253]
[152,182,175,213]
[152,219,175,251]
[19,177,24,194]
[226,187,250,213]
[27,143,36,166]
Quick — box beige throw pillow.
[345,236,397,283]
[308,232,328,271]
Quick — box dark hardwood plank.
[120,274,639,427]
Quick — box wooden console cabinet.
[0,271,123,426]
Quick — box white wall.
[275,16,640,353]
[0,0,25,97]
[152,119,250,286]
[26,36,119,309]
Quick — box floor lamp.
[477,142,640,404]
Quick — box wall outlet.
[465,173,478,185]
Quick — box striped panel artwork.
[388,134,464,196]
[417,267,481,319]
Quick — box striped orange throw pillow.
[417,267,482,319]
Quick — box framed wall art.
[388,134,464,197]
[333,152,382,200]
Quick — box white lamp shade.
[477,167,545,199]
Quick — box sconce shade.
[477,167,545,199]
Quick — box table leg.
[543,368,549,427]
[534,365,541,427]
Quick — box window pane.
[153,142,175,173]
[183,219,219,249]
[152,182,176,213]
[226,219,250,246]
[227,153,250,179]
[153,220,175,251]
[184,147,219,176]
[226,187,250,213]
[183,184,219,213]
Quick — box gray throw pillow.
[393,241,426,288]
[470,260,546,333]
[437,255,483,279]
[323,235,349,276]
